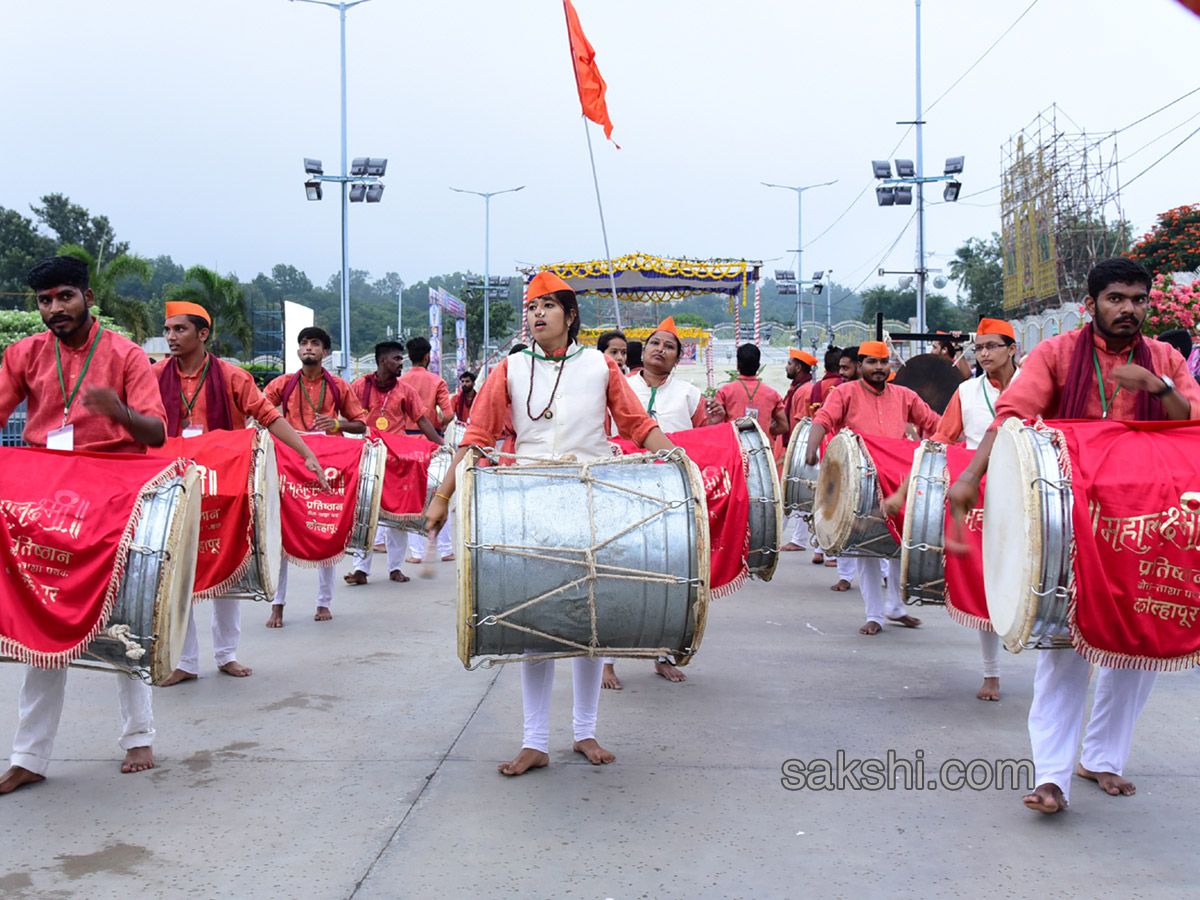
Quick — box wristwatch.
[1153,374,1175,397]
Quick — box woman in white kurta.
[426,272,673,776]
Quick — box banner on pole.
[428,288,443,379]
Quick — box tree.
[1127,204,1200,276]
[30,193,128,263]
[58,244,153,344]
[0,205,57,308]
[461,278,518,361]
[672,312,712,329]
[948,234,1004,319]
[860,286,972,333]
[165,266,254,359]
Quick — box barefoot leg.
[859,620,882,635]
[0,766,45,795]
[159,668,198,687]
[654,658,686,682]
[266,605,284,628]
[120,746,155,774]
[314,606,332,622]
[1077,764,1137,796]
[573,738,615,765]
[601,663,622,690]
[219,661,253,677]
[1022,782,1066,813]
[497,748,549,776]
[977,677,1000,701]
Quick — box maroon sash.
[157,354,233,436]
[1059,326,1162,421]
[278,370,343,421]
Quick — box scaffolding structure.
[1000,105,1126,314]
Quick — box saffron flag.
[563,0,617,144]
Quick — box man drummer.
[153,302,328,684]
[0,256,167,793]
[780,348,820,554]
[948,258,1200,814]
[809,347,858,587]
[344,341,442,586]
[805,341,939,634]
[401,336,455,564]
[264,327,369,627]
[930,318,1019,702]
[714,343,788,440]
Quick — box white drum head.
[813,432,861,554]
[258,435,282,596]
[982,424,1040,645]
[152,466,203,683]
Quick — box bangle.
[332,418,341,432]
[124,405,134,424]
[434,491,451,502]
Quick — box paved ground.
[1,549,1196,900]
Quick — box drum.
[225,430,281,600]
[734,417,783,581]
[456,449,711,667]
[444,418,467,450]
[781,418,820,515]
[983,419,1074,653]
[82,466,203,684]
[812,430,900,558]
[386,444,454,536]
[346,438,387,554]
[899,441,948,605]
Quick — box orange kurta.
[151,355,282,434]
[715,376,784,435]
[349,375,425,434]
[264,371,366,434]
[400,367,452,429]
[0,319,166,453]
[813,379,941,440]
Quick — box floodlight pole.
[761,179,837,344]
[915,0,927,352]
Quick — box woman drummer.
[425,271,674,777]
[930,318,1019,702]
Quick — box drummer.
[813,347,858,589]
[779,348,819,555]
[714,343,788,441]
[344,341,443,586]
[948,258,1200,815]
[264,328,369,627]
[402,337,455,565]
[424,271,674,777]
[450,370,478,423]
[805,340,939,634]
[153,301,328,685]
[929,318,1019,702]
[0,256,167,793]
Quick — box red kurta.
[714,376,784,435]
[0,319,166,453]
[151,356,282,433]
[400,367,452,430]
[349,375,425,434]
[813,379,941,440]
[263,371,367,433]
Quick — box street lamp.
[761,179,837,341]
[450,185,524,375]
[292,0,382,379]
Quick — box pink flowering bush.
[1145,274,1200,336]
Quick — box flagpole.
[581,116,622,330]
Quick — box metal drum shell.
[900,441,948,605]
[81,466,203,684]
[734,417,783,581]
[347,439,387,554]
[782,419,820,516]
[384,444,455,537]
[456,451,711,668]
[813,430,900,559]
[227,429,281,600]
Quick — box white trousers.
[980,630,1000,679]
[272,559,335,607]
[178,597,241,674]
[836,556,856,583]
[10,666,154,775]
[520,657,603,753]
[353,525,406,575]
[786,514,812,548]
[408,520,452,560]
[1027,648,1157,802]
[857,557,902,624]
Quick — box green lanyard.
[55,324,103,427]
[301,377,327,430]
[740,377,761,404]
[180,355,211,417]
[1093,346,1136,419]
[980,374,996,418]
[647,385,658,416]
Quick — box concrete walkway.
[2,550,1196,899]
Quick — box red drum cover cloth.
[276,434,365,566]
[612,423,751,596]
[855,433,921,547]
[0,448,186,666]
[148,430,255,599]
[941,444,993,632]
[373,429,439,522]
[1050,419,1200,670]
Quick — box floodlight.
[775,270,796,282]
[812,270,824,281]
[943,180,962,202]
[305,180,323,201]
[777,283,799,295]
[871,160,892,179]
[944,156,964,175]
[304,158,324,175]
[894,159,916,178]
[812,283,824,295]
[365,184,384,202]
[876,187,896,206]
[350,157,369,176]
[349,183,367,202]
[466,275,483,286]
[366,158,388,177]
[894,185,913,205]
[898,276,913,290]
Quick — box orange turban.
[976,318,1015,340]
[790,349,817,366]
[525,271,574,299]
[859,340,889,360]
[653,315,679,338]
[165,301,211,325]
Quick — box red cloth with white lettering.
[0,447,187,666]
[940,444,992,631]
[373,430,439,523]
[276,434,366,566]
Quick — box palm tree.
[58,244,153,344]
[165,266,253,360]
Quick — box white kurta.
[626,370,701,433]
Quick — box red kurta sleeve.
[812,382,851,433]
[229,365,282,428]
[905,390,942,437]
[604,356,658,445]
[337,377,369,423]
[436,379,453,420]
[461,359,510,448]
[930,390,965,445]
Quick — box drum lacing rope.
[99,624,147,661]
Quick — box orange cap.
[886,371,896,382]
[790,349,817,366]
[653,315,679,338]
[976,318,1015,340]
[859,340,889,360]
[525,271,574,300]
[165,301,211,325]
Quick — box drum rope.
[98,624,148,661]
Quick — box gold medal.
[376,416,389,430]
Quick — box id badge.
[183,426,204,438]
[47,424,75,451]
[745,406,759,420]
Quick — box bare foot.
[159,668,198,686]
[441,554,456,562]
[0,766,45,795]
[811,552,825,564]
[823,558,839,567]
[830,579,852,592]
[1023,782,1067,813]
[498,748,549,776]
[1077,763,1136,796]
[654,659,686,682]
[573,738,615,765]
[219,661,253,677]
[121,746,155,774]
[859,620,882,635]
[602,663,622,690]
[373,542,386,553]
[977,676,1000,701]
[314,607,332,622]
[343,571,367,585]
[780,542,803,552]
[389,569,410,583]
[405,557,422,564]
[887,614,922,628]
[266,606,284,628]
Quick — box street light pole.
[762,180,837,344]
[450,185,524,375]
[915,0,927,346]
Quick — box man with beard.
[780,348,825,554]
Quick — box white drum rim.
[256,431,282,596]
[899,441,947,605]
[151,465,203,684]
[735,416,783,582]
[782,418,819,515]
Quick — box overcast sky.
[5,0,1199,306]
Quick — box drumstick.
[944,512,971,557]
[420,531,437,579]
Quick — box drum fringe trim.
[944,596,995,633]
[193,455,258,601]
[712,437,751,596]
[285,549,348,569]
[0,460,190,670]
